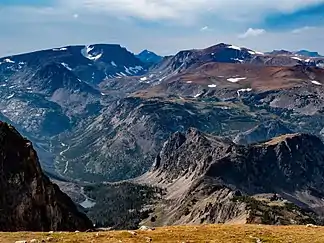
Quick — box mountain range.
[1,42,324,230]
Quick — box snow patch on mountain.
[208,84,217,88]
[7,94,15,99]
[232,58,243,63]
[61,63,72,71]
[317,62,324,69]
[81,45,103,61]
[248,50,264,55]
[228,45,241,51]
[237,88,252,97]
[227,77,247,83]
[3,58,15,64]
[291,57,303,61]
[159,76,167,82]
[53,47,68,51]
[311,80,322,86]
[129,66,144,73]
[124,66,132,75]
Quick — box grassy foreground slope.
[1,225,324,243]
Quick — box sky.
[0,0,324,57]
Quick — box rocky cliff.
[0,122,93,231]
[136,129,324,226]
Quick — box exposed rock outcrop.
[138,129,324,226]
[0,122,93,231]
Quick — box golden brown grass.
[1,224,324,243]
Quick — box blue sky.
[0,0,324,56]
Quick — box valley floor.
[2,225,324,243]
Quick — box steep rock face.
[152,129,233,181]
[0,122,92,231]
[138,129,324,226]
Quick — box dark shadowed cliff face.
[0,122,92,231]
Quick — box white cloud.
[73,13,79,18]
[239,28,266,38]
[200,26,211,32]
[237,27,324,54]
[1,2,324,58]
[292,26,316,34]
[62,0,324,22]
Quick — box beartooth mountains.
[1,42,324,184]
[63,65,324,181]
[2,42,324,229]
[0,44,148,175]
[135,129,324,226]
[0,122,92,231]
[82,129,324,228]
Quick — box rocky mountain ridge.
[0,43,149,176]
[0,122,92,231]
[2,42,324,229]
[1,42,324,184]
[135,129,324,226]
[0,44,147,85]
[82,129,324,228]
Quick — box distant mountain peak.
[267,50,293,55]
[139,49,153,55]
[295,50,322,57]
[136,49,162,65]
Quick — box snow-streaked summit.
[81,45,103,61]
